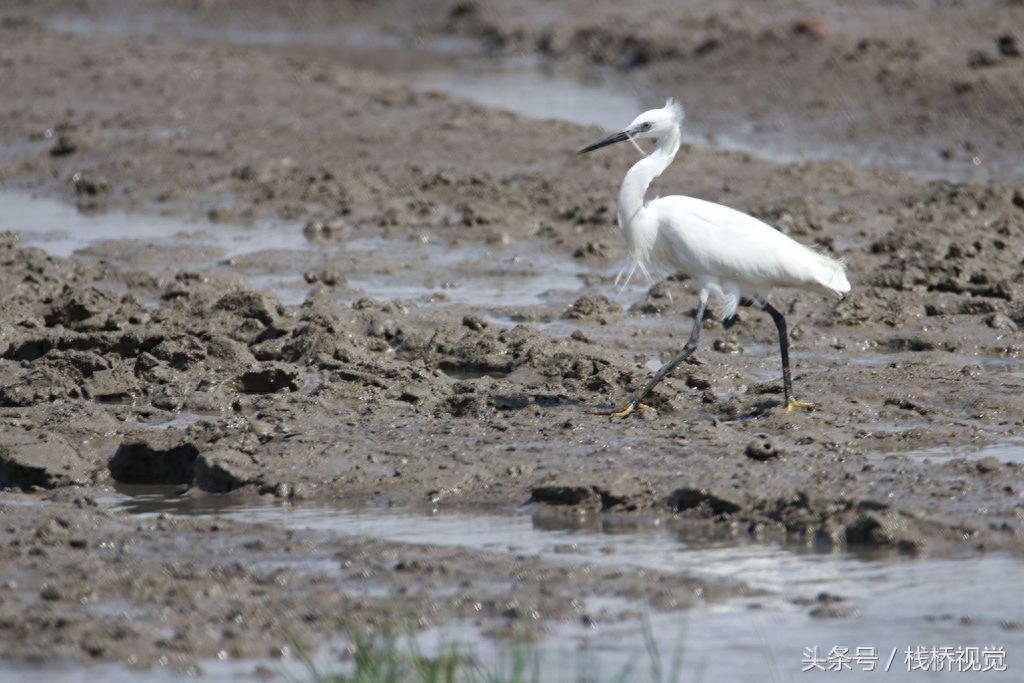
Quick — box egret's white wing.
[650,195,843,292]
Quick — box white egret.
[578,99,850,416]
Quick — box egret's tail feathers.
[817,257,851,297]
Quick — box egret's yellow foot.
[611,401,638,418]
[590,401,653,417]
[785,397,813,410]
[611,401,655,418]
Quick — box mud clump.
[48,125,100,157]
[844,510,923,553]
[0,433,94,490]
[563,294,622,320]
[194,448,261,492]
[235,363,304,394]
[532,484,603,508]
[668,487,743,516]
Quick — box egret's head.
[626,99,685,141]
[577,98,685,154]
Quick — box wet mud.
[1,0,1023,675]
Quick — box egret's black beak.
[577,130,630,155]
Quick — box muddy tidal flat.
[1,1,1024,681]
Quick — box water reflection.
[100,489,1024,681]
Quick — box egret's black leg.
[612,291,708,417]
[758,298,812,410]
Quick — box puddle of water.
[406,55,1024,182]
[181,503,994,600]
[0,189,586,309]
[39,5,1024,183]
[87,495,1024,681]
[2,656,309,683]
[0,189,298,260]
[47,11,481,55]
[339,235,588,308]
[412,60,647,132]
[49,12,397,49]
[0,138,51,162]
[45,10,638,133]
[702,110,1024,183]
[902,439,1024,466]
[10,490,1022,681]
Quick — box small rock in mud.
[49,126,99,156]
[302,218,347,241]
[82,366,139,403]
[263,481,309,500]
[236,363,303,393]
[570,329,592,343]
[72,172,111,196]
[713,337,743,354]
[462,313,488,331]
[806,593,853,619]
[667,487,742,516]
[195,448,260,493]
[531,484,601,508]
[562,295,621,320]
[303,269,345,286]
[791,15,830,39]
[44,286,124,330]
[844,511,921,552]
[437,381,488,417]
[572,240,611,259]
[745,437,782,461]
[967,50,1000,69]
[1012,188,1024,210]
[215,289,285,328]
[985,313,1017,332]
[996,33,1021,58]
[960,364,983,378]
[975,457,1002,475]
[595,476,654,511]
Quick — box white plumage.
[578,98,849,415]
[634,194,850,319]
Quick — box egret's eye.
[636,122,652,133]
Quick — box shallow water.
[84,493,1024,681]
[2,658,291,683]
[0,189,589,308]
[405,55,1022,182]
[411,60,648,132]
[905,439,1024,466]
[0,189,298,260]
[43,8,1024,182]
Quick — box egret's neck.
[616,128,681,230]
